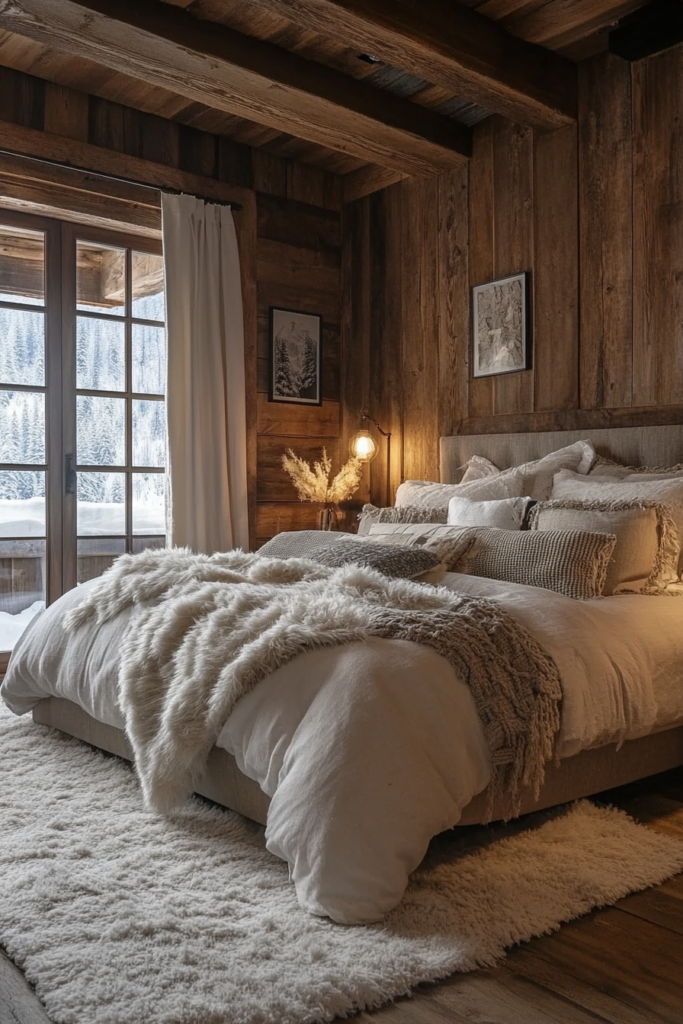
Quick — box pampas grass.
[282,447,363,505]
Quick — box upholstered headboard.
[440,425,683,483]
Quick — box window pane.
[133,399,165,467]
[77,472,125,535]
[0,224,44,306]
[0,471,45,537]
[0,390,45,463]
[132,323,165,394]
[0,307,45,387]
[133,473,165,534]
[77,241,126,315]
[132,251,164,321]
[77,316,125,391]
[0,538,45,652]
[132,536,165,554]
[77,395,125,466]
[77,537,125,584]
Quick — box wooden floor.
[2,769,683,1024]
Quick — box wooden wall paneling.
[0,65,44,129]
[491,117,535,416]
[252,151,289,199]
[88,95,142,156]
[532,123,579,411]
[254,502,322,544]
[578,52,633,409]
[256,394,341,436]
[217,135,253,191]
[43,82,88,141]
[468,117,496,419]
[399,176,440,485]
[256,238,340,293]
[632,47,683,408]
[341,197,372,506]
[437,163,470,441]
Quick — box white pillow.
[395,440,595,508]
[447,495,532,530]
[551,470,683,575]
[460,455,499,483]
[394,471,525,508]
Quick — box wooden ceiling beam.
[0,0,472,176]
[243,0,577,129]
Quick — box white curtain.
[162,193,249,553]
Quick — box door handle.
[65,454,76,495]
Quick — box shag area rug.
[2,704,683,1024]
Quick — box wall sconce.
[350,412,392,507]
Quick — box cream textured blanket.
[67,547,562,818]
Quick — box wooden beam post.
[0,0,472,176]
[246,0,578,129]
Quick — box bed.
[2,424,683,924]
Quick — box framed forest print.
[269,307,322,406]
[472,272,529,378]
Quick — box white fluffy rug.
[2,704,683,1024]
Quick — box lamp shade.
[350,429,377,462]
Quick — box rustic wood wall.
[343,46,683,504]
[0,65,344,546]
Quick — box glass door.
[0,213,166,671]
[0,215,59,669]
[65,228,166,592]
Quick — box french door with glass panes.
[0,211,166,670]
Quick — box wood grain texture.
[578,53,633,410]
[533,123,578,411]
[245,0,578,129]
[632,46,683,408]
[0,0,472,175]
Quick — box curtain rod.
[0,147,243,212]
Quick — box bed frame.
[33,423,683,827]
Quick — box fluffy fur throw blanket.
[67,547,562,819]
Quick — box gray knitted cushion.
[310,539,442,580]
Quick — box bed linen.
[3,574,683,924]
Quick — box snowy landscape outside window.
[0,215,166,660]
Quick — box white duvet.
[2,573,683,924]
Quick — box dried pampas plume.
[282,447,363,504]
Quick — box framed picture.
[269,307,323,406]
[472,272,530,378]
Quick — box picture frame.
[471,272,530,378]
[269,306,323,406]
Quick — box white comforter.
[2,574,683,924]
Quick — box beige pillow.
[590,456,683,479]
[366,523,476,569]
[551,470,683,574]
[447,495,532,530]
[528,499,680,595]
[357,503,448,536]
[450,528,616,600]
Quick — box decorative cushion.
[528,499,681,595]
[449,528,617,599]
[395,440,595,508]
[394,471,525,508]
[257,531,357,559]
[309,539,443,580]
[589,456,683,479]
[551,470,683,575]
[447,495,534,530]
[459,455,500,483]
[357,503,448,536]
[366,523,476,570]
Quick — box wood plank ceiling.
[0,0,652,199]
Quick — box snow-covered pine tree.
[297,333,318,400]
[274,338,299,397]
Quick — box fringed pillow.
[449,528,616,600]
[528,499,681,596]
[357,503,448,536]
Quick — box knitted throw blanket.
[66,547,562,819]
